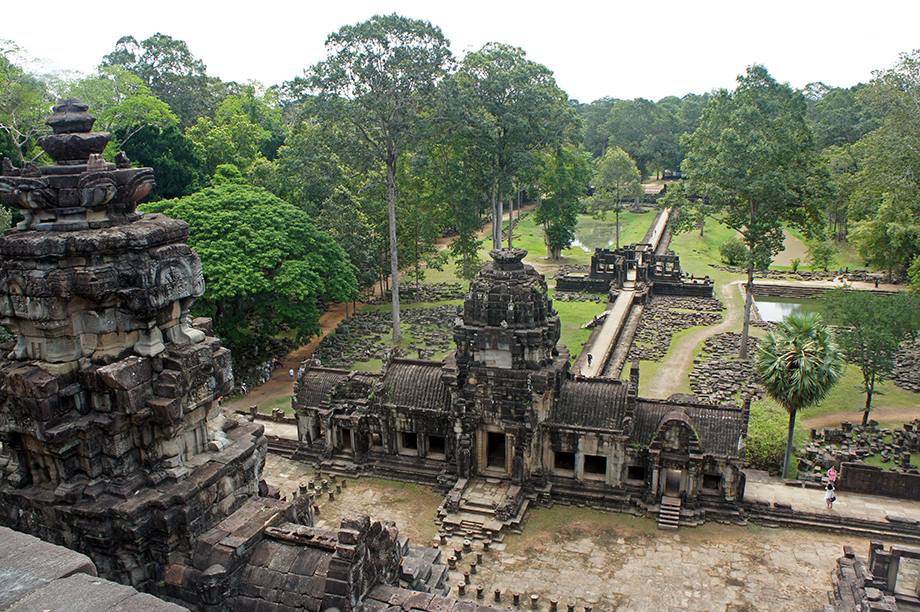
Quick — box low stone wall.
[628,296,723,363]
[894,338,920,392]
[838,462,920,501]
[555,275,611,293]
[750,283,899,299]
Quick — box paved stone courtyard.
[264,456,876,611]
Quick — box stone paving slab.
[744,471,920,523]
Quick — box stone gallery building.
[295,249,748,533]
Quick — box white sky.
[4,0,918,102]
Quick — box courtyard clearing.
[264,456,869,612]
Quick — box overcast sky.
[4,0,918,102]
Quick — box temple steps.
[658,496,682,530]
[744,509,920,545]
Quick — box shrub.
[807,240,837,272]
[790,257,801,273]
[719,237,748,266]
[745,400,806,474]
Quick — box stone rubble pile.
[314,305,457,368]
[893,338,920,392]
[374,282,466,304]
[689,333,764,405]
[554,291,605,303]
[797,420,920,481]
[628,296,724,362]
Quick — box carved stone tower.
[0,100,266,590]
[444,249,568,483]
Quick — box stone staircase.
[437,478,529,541]
[658,495,682,529]
[398,538,450,595]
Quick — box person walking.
[825,482,836,510]
[586,353,594,368]
[827,466,838,486]
[288,368,295,379]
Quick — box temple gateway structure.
[295,248,749,534]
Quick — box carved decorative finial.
[38,98,111,164]
[490,248,528,271]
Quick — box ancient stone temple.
[0,98,261,587]
[295,248,748,536]
[0,101,466,611]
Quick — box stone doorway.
[663,468,684,496]
[486,432,507,471]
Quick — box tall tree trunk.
[782,408,797,479]
[491,182,500,250]
[496,197,504,250]
[507,189,514,249]
[615,199,621,249]
[740,262,754,359]
[386,142,402,343]
[862,374,875,425]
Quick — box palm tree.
[754,312,845,479]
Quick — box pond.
[753,296,823,323]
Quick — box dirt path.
[224,303,348,411]
[642,281,744,399]
[803,408,919,429]
[772,229,809,267]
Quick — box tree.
[186,95,272,176]
[807,239,837,271]
[535,144,592,259]
[847,51,920,276]
[588,146,641,247]
[101,33,227,126]
[120,124,204,199]
[249,119,345,215]
[910,256,920,293]
[0,41,51,164]
[453,43,574,250]
[306,14,452,343]
[754,312,844,479]
[671,65,829,358]
[822,289,920,424]
[141,165,358,357]
[65,66,178,148]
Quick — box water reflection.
[754,297,822,322]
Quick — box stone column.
[575,437,585,481]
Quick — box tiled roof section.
[380,359,450,411]
[550,378,629,430]
[632,400,745,457]
[233,537,333,611]
[295,367,350,409]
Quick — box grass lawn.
[864,453,920,469]
[258,394,294,415]
[551,293,607,359]
[799,365,919,420]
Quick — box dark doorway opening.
[664,468,683,495]
[340,427,353,451]
[554,451,575,472]
[428,434,446,457]
[627,465,646,482]
[486,432,506,470]
[584,454,607,477]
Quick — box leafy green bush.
[745,400,806,474]
[790,257,801,273]
[719,237,748,266]
[807,240,837,272]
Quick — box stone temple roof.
[632,400,746,457]
[550,378,629,429]
[295,367,350,408]
[233,529,335,611]
[380,359,450,411]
